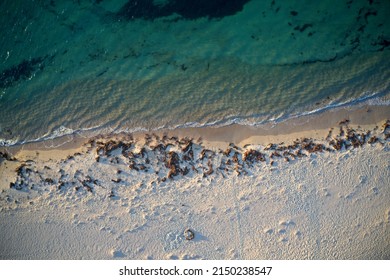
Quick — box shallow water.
[0,0,389,146]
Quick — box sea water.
[0,0,389,146]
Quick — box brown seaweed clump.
[243,149,266,162]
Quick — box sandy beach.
[1,0,389,265]
[0,104,389,260]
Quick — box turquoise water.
[0,0,389,146]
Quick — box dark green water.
[0,0,389,146]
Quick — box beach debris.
[110,157,120,164]
[283,151,296,159]
[191,165,198,173]
[295,149,306,158]
[4,118,389,208]
[152,133,160,142]
[44,178,54,184]
[203,159,214,177]
[229,142,241,150]
[0,151,17,161]
[166,151,181,179]
[140,147,147,158]
[9,182,17,189]
[329,139,344,150]
[151,143,166,152]
[9,163,36,191]
[264,143,277,150]
[243,149,266,162]
[100,140,123,156]
[144,134,152,145]
[339,126,345,137]
[381,120,389,132]
[182,166,190,176]
[270,151,282,158]
[223,147,232,156]
[338,119,350,126]
[232,152,239,163]
[200,149,214,160]
[184,228,195,240]
[57,181,65,190]
[326,128,333,141]
[299,138,324,153]
[129,161,139,171]
[76,175,98,193]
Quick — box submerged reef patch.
[0,55,52,89]
[116,0,251,21]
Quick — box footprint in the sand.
[166,253,202,260]
[167,254,179,260]
[263,219,301,243]
[321,188,331,197]
[163,231,185,251]
[181,254,203,260]
[110,249,125,258]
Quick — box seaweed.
[372,35,390,51]
[0,55,51,89]
[294,23,313,32]
[116,0,251,21]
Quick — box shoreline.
[0,103,389,260]
[2,103,389,155]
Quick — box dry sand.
[0,105,389,259]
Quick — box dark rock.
[184,228,195,240]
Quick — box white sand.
[0,108,389,260]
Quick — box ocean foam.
[1,90,389,148]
